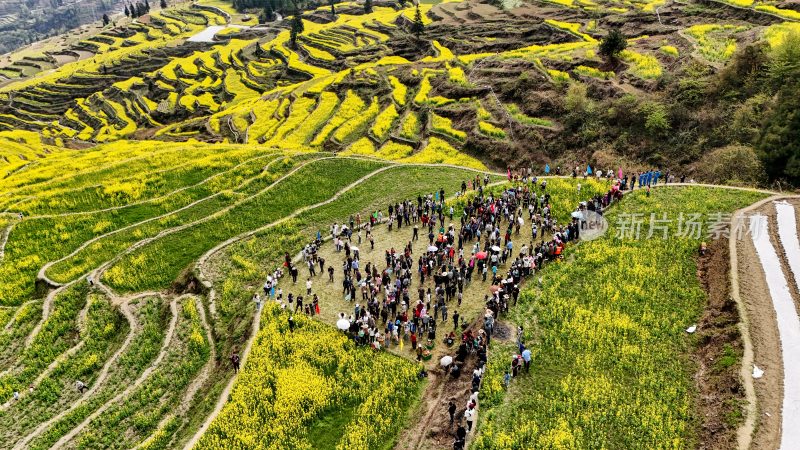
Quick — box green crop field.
[0,0,797,447]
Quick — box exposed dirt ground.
[305,222,499,362]
[739,201,784,450]
[394,320,482,450]
[694,237,745,449]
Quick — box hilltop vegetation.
[0,0,797,184]
[0,0,797,448]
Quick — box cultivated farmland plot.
[0,0,798,447]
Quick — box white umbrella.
[427,245,439,252]
[351,246,359,252]
[491,245,501,252]
[571,211,582,219]
[440,355,453,367]
[336,319,350,330]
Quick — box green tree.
[411,5,424,39]
[599,29,627,62]
[124,4,130,16]
[329,0,335,18]
[639,101,670,135]
[758,32,800,184]
[364,0,372,13]
[290,12,304,49]
[695,145,765,185]
[160,0,166,8]
[102,13,110,25]
[259,1,274,23]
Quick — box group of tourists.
[233,166,636,449]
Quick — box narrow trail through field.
[9,157,407,449]
[14,301,136,449]
[183,301,259,450]
[83,156,338,296]
[0,221,14,261]
[12,298,138,449]
[0,339,86,411]
[45,297,180,450]
[13,152,283,220]
[26,155,326,363]
[135,295,217,450]
[36,152,295,288]
[750,202,800,449]
[2,299,37,333]
[405,372,448,450]
[25,281,75,347]
[0,285,95,410]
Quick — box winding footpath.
[12,298,138,449]
[0,220,14,262]
[7,167,783,449]
[42,297,180,450]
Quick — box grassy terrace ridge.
[0,0,798,445]
[0,148,316,306]
[102,157,387,293]
[474,186,769,449]
[23,296,169,450]
[0,292,127,447]
[44,153,318,284]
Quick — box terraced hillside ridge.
[0,0,799,448]
[0,0,795,183]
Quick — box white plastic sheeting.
[751,209,800,450]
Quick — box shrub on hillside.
[694,145,765,185]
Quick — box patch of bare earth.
[395,320,505,450]
[694,237,745,449]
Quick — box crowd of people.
[238,168,632,449]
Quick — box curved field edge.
[472,186,769,449]
[186,164,496,449]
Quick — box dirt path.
[14,152,283,220]
[0,220,14,261]
[24,281,75,346]
[182,298,259,450]
[135,295,217,450]
[393,318,500,450]
[677,29,724,70]
[399,371,449,450]
[12,298,139,449]
[36,153,297,288]
[2,299,38,333]
[46,297,180,450]
[179,295,217,414]
[731,195,800,450]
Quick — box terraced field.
[0,136,498,448]
[0,0,798,447]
